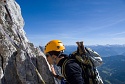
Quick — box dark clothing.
[57,57,84,84]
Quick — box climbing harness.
[0,0,46,84]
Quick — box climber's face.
[46,54,59,65]
[46,55,54,65]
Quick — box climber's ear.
[46,53,51,58]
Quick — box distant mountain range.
[64,45,125,57]
[98,55,125,84]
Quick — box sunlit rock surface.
[0,0,55,84]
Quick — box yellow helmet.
[44,40,65,54]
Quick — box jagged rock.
[0,0,55,84]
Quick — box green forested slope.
[98,55,125,84]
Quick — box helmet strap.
[58,50,64,58]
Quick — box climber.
[44,40,84,84]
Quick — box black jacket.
[57,57,84,84]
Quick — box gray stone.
[0,0,55,84]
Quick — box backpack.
[62,41,103,84]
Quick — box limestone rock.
[0,0,55,84]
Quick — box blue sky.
[16,0,125,46]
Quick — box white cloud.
[111,32,125,36]
[91,19,125,31]
[101,31,125,38]
[112,37,125,40]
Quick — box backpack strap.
[62,57,94,84]
[61,58,74,79]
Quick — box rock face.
[0,0,55,84]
